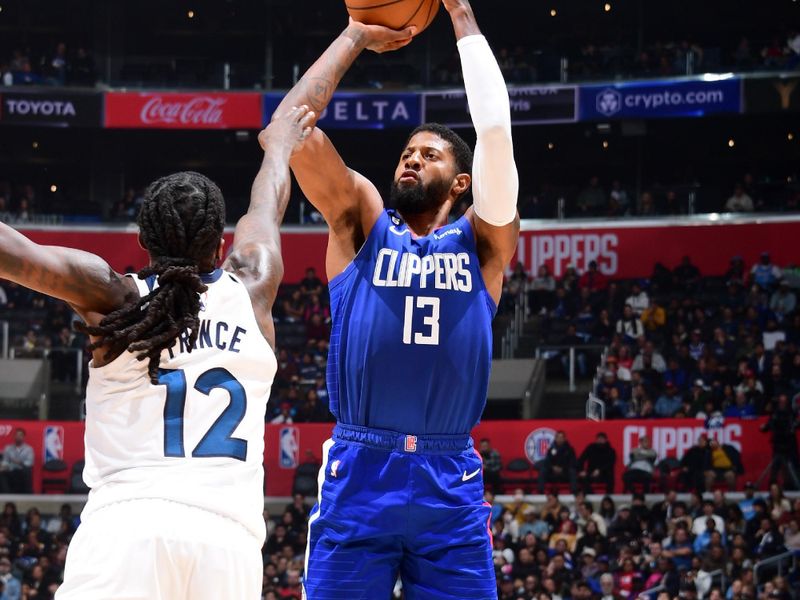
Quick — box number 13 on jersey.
[403,296,440,346]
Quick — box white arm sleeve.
[457,34,519,226]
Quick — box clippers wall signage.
[744,75,800,113]
[17,215,800,284]
[423,85,577,127]
[0,91,103,127]
[104,92,263,129]
[264,92,421,129]
[579,78,742,121]
[0,417,788,495]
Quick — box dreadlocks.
[77,171,226,383]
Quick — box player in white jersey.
[0,106,315,600]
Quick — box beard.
[388,176,452,216]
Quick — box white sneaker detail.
[462,468,481,482]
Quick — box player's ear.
[216,237,226,264]
[137,232,146,251]
[452,173,471,198]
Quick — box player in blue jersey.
[276,1,519,598]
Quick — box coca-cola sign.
[0,91,102,127]
[105,92,262,129]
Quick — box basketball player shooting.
[0,107,313,600]
[275,1,519,598]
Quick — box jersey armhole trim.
[328,210,388,292]
[461,216,498,317]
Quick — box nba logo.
[524,428,556,464]
[43,426,64,462]
[279,427,299,469]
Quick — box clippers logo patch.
[404,435,418,453]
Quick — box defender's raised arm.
[223,105,315,348]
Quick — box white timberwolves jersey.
[82,268,276,541]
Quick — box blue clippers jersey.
[327,210,496,435]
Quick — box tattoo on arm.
[277,24,366,117]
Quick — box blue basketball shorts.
[302,423,496,600]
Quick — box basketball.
[346,0,441,35]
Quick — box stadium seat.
[292,462,321,498]
[68,460,89,495]
[41,460,68,494]
[501,458,536,493]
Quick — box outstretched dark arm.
[0,224,133,322]
[222,106,315,349]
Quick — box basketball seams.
[346,0,439,34]
[399,0,427,29]
[346,0,407,10]
[421,0,438,30]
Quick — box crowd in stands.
[0,44,96,87]
[0,484,797,599]
[512,248,800,431]
[264,268,334,424]
[517,178,800,220]
[2,28,798,90]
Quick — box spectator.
[641,297,667,338]
[506,262,529,298]
[0,557,21,600]
[680,435,709,493]
[723,391,756,418]
[655,382,683,417]
[616,304,644,343]
[300,267,323,297]
[609,180,630,214]
[691,500,726,537]
[478,438,503,494]
[592,308,615,344]
[579,261,608,293]
[295,389,327,423]
[622,435,657,493]
[750,252,782,291]
[638,191,659,216]
[46,42,68,85]
[0,429,33,494]
[704,439,741,491]
[632,341,667,373]
[577,432,616,494]
[282,290,305,323]
[530,265,556,313]
[303,294,329,323]
[270,402,294,424]
[673,256,702,292]
[769,280,796,319]
[305,313,329,343]
[662,526,693,571]
[71,47,96,85]
[738,481,759,521]
[725,183,754,212]
[537,431,578,494]
[576,501,607,537]
[724,256,746,286]
[598,572,621,600]
[625,282,649,317]
[576,176,607,216]
[762,319,786,352]
[518,507,550,542]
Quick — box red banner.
[17,216,799,285]
[19,229,327,285]
[0,418,779,496]
[104,92,263,129]
[515,217,800,279]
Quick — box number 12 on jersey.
[403,296,440,346]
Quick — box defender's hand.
[260,105,315,156]
[348,18,416,54]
